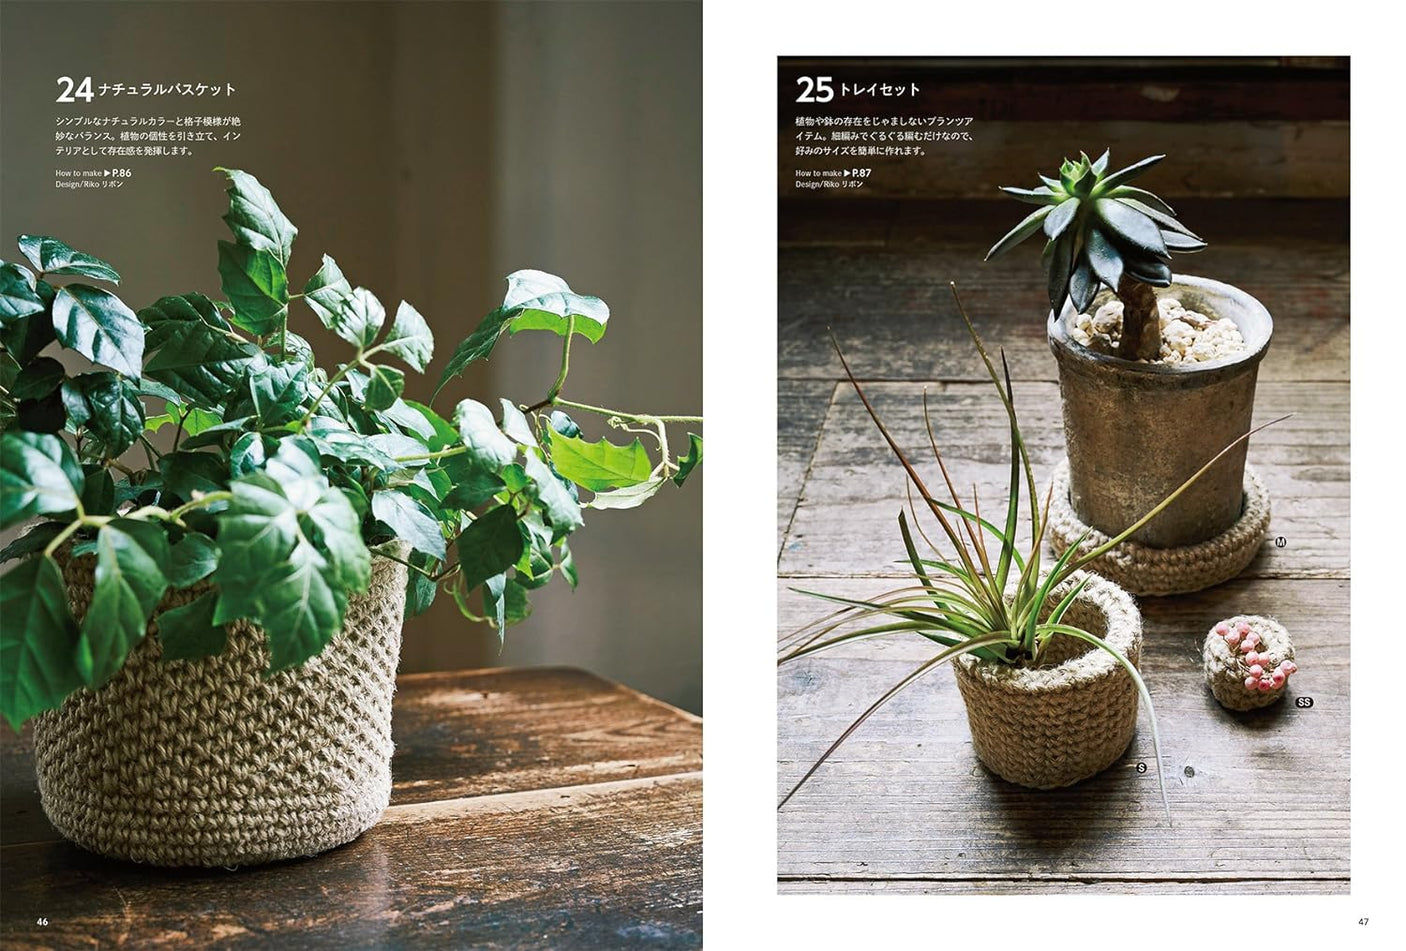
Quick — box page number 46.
[796,76,833,104]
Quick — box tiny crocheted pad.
[1046,458,1271,597]
[1203,615,1295,711]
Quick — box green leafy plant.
[0,168,701,730]
[986,151,1206,361]
[777,284,1281,816]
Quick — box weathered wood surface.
[778,200,1349,384]
[780,380,1347,579]
[776,199,1350,895]
[0,667,702,948]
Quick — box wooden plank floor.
[1,667,702,949]
[777,199,1349,894]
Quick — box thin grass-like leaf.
[1039,622,1171,825]
[921,389,999,618]
[830,331,987,589]
[1045,575,1090,632]
[788,588,994,645]
[778,633,1011,810]
[780,621,968,663]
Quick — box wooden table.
[0,667,702,948]
[777,198,1349,894]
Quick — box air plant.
[777,283,1285,817]
[986,151,1206,361]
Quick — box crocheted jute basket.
[32,551,408,867]
[951,571,1143,789]
[1046,458,1271,597]
[1203,615,1296,711]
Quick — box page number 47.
[1359,918,1369,925]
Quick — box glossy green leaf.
[380,300,433,372]
[441,468,507,510]
[78,518,170,686]
[51,284,143,378]
[333,287,385,349]
[434,271,608,397]
[168,532,219,587]
[0,522,65,564]
[558,541,578,589]
[1083,227,1124,292]
[302,254,352,329]
[159,451,227,501]
[498,399,537,448]
[17,235,120,284]
[139,294,260,405]
[247,361,308,426]
[432,308,514,399]
[0,432,83,528]
[156,590,227,660]
[1042,197,1080,240]
[588,476,666,510]
[0,555,82,730]
[1068,256,1097,314]
[984,204,1052,261]
[404,550,439,619]
[213,468,369,671]
[673,434,702,486]
[523,451,583,538]
[1105,185,1175,217]
[501,270,610,343]
[15,391,64,433]
[1045,232,1075,313]
[372,489,447,560]
[364,364,405,411]
[80,467,115,516]
[547,410,580,438]
[545,430,652,490]
[1094,154,1165,193]
[217,241,288,336]
[454,504,524,591]
[453,399,517,470]
[996,185,1060,205]
[1159,230,1208,252]
[1,307,57,364]
[0,262,45,321]
[10,357,64,400]
[62,373,144,455]
[214,168,297,265]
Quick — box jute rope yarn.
[1203,615,1296,711]
[1046,458,1271,596]
[32,551,408,867]
[951,571,1142,789]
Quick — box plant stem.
[1115,277,1160,361]
[297,362,357,428]
[168,491,234,520]
[393,445,467,464]
[524,317,577,413]
[551,397,701,425]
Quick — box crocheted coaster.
[952,571,1142,789]
[1203,615,1297,711]
[1046,458,1271,596]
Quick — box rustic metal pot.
[1047,274,1273,549]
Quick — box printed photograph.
[776,56,1348,895]
[0,1,701,946]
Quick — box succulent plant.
[986,151,1206,361]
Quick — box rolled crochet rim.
[1046,457,1271,596]
[952,571,1142,695]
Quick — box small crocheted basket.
[951,571,1143,789]
[1046,459,1271,596]
[32,552,408,867]
[1203,615,1296,711]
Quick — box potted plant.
[986,151,1273,590]
[777,285,1281,815]
[0,169,702,867]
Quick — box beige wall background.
[0,0,702,712]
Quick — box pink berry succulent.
[1244,676,1258,690]
[1236,620,1250,635]
[1225,630,1241,647]
[1245,650,1259,666]
[1216,622,1230,636]
[1248,664,1263,677]
[1271,670,1286,687]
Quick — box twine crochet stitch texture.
[1046,458,1271,597]
[32,551,408,867]
[1203,615,1295,711]
[951,571,1142,789]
